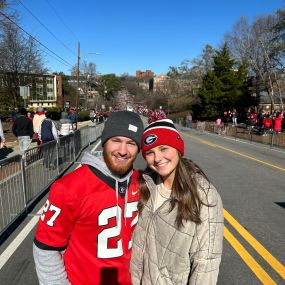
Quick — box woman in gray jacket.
[131,118,224,285]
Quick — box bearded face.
[103,137,138,176]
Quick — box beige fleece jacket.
[33,113,46,133]
[131,173,224,285]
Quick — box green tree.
[167,66,179,78]
[97,74,121,101]
[235,61,256,110]
[118,74,149,103]
[198,43,251,117]
[198,71,223,116]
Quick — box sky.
[7,0,285,77]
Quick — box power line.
[44,0,79,42]
[0,11,73,67]
[40,48,72,68]
[17,0,77,57]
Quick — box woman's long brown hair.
[138,157,209,228]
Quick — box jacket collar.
[142,172,158,206]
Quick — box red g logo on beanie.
[144,134,157,145]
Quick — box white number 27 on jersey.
[40,199,61,226]
[97,202,138,258]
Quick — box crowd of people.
[245,110,284,135]
[89,109,110,123]
[9,106,79,155]
[214,109,284,135]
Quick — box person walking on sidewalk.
[12,107,34,155]
[273,112,283,134]
[33,106,46,145]
[68,108,78,131]
[38,111,58,169]
[89,109,96,123]
[33,111,144,285]
[186,112,193,128]
[131,118,224,285]
[232,109,238,127]
[59,111,73,136]
[262,114,272,136]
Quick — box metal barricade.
[57,134,75,174]
[0,155,25,232]
[181,121,285,149]
[0,123,104,237]
[78,126,91,154]
[24,140,58,202]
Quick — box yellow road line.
[224,210,285,279]
[224,226,277,285]
[184,133,285,172]
[183,132,285,279]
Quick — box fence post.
[20,154,28,212]
[249,127,253,143]
[271,133,274,148]
[88,125,91,146]
[56,141,60,175]
[72,133,76,162]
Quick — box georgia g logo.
[144,134,157,145]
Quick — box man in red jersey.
[33,111,144,285]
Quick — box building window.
[47,78,53,85]
[36,86,43,95]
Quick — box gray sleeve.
[52,121,58,140]
[33,243,71,285]
[0,119,5,141]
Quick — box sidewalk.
[0,120,96,160]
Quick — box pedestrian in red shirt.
[33,111,144,285]
[262,114,272,136]
[273,112,283,134]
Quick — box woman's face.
[145,145,180,186]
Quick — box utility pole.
[76,42,80,110]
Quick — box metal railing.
[0,123,104,238]
[185,121,285,149]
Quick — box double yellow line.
[184,133,285,284]
[224,210,285,284]
[197,138,285,172]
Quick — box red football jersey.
[34,165,140,285]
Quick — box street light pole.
[76,41,80,110]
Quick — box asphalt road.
[0,127,284,285]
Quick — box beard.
[103,148,135,176]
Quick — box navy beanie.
[101,111,144,149]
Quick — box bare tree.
[0,3,46,107]
[23,36,45,73]
[225,15,283,112]
[192,44,215,74]
[81,61,96,77]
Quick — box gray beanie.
[101,111,144,149]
